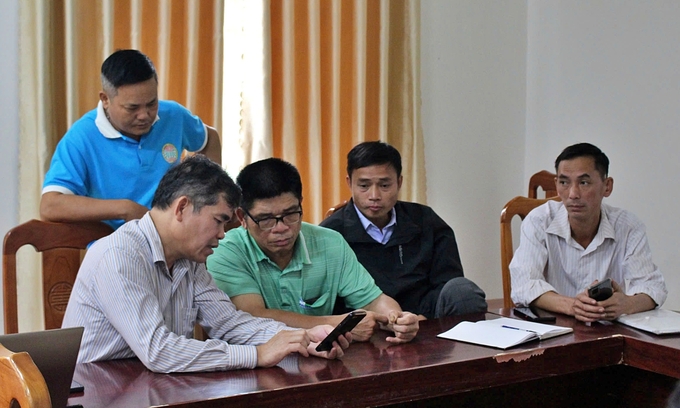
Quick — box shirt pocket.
[298,291,331,315]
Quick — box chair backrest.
[3,219,113,334]
[323,200,349,219]
[528,170,557,199]
[500,196,559,309]
[0,343,51,408]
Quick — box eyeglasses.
[243,208,303,230]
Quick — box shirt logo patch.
[162,144,179,163]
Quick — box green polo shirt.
[207,222,383,316]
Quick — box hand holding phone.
[588,278,613,301]
[315,310,366,352]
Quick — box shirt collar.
[353,203,397,232]
[95,100,160,139]
[139,213,166,264]
[138,213,188,278]
[546,203,616,248]
[247,225,312,271]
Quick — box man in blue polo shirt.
[40,49,221,230]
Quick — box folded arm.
[40,191,148,223]
[230,293,346,329]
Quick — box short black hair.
[555,142,610,179]
[101,49,157,94]
[152,155,241,212]
[347,141,402,178]
[236,158,303,211]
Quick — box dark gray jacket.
[320,200,464,318]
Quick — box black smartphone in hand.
[315,310,366,352]
[513,306,556,323]
[588,278,613,301]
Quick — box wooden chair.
[528,170,557,199]
[3,219,113,334]
[323,200,349,219]
[0,343,51,407]
[500,196,560,309]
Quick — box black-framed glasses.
[243,208,303,230]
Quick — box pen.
[501,325,538,334]
[299,296,320,309]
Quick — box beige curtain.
[228,0,425,224]
[17,0,223,332]
[18,0,63,333]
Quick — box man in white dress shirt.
[510,143,667,323]
[62,155,349,373]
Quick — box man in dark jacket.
[321,141,486,319]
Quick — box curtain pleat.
[18,0,63,332]
[265,0,424,223]
[63,0,223,127]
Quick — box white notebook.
[437,317,573,350]
[617,309,680,335]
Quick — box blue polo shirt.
[43,100,207,229]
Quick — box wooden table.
[67,300,680,408]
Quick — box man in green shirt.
[207,158,419,343]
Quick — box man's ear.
[397,175,403,190]
[174,196,191,221]
[345,174,352,190]
[236,208,247,228]
[604,177,614,198]
[99,91,109,107]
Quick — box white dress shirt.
[63,213,288,373]
[510,201,667,307]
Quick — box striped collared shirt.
[63,213,288,373]
[510,201,667,307]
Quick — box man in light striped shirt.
[62,155,350,373]
[510,143,667,323]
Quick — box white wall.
[423,0,679,310]
[421,1,528,299]
[0,0,20,332]
[525,0,680,310]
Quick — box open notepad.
[437,317,573,350]
[617,309,680,335]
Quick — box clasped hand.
[377,310,419,343]
[348,310,419,343]
[572,279,629,322]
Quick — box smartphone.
[315,310,366,352]
[513,306,556,323]
[588,278,613,301]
